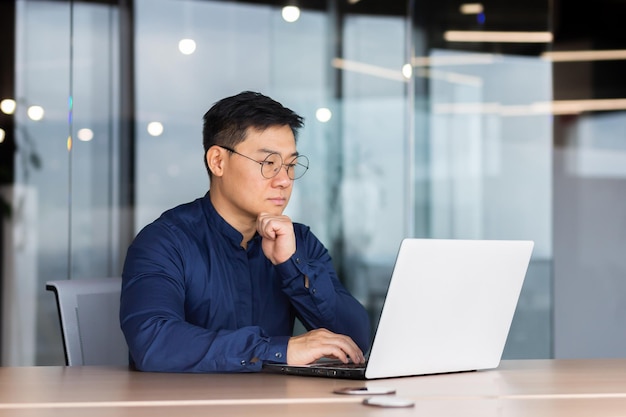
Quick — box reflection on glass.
[27,105,44,121]
[341,13,407,315]
[401,63,412,78]
[77,128,93,141]
[6,0,121,367]
[426,49,553,358]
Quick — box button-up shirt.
[120,194,371,373]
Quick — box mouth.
[267,197,287,206]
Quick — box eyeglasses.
[216,145,309,180]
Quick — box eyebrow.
[258,148,299,157]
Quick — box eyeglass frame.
[215,145,309,180]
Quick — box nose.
[271,163,292,187]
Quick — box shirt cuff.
[274,251,307,280]
[263,335,290,363]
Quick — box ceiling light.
[411,53,497,67]
[433,98,626,116]
[178,38,196,55]
[332,58,406,82]
[282,6,300,23]
[444,30,553,43]
[1,99,16,115]
[460,3,483,14]
[315,108,332,123]
[147,122,164,136]
[546,99,626,114]
[541,49,626,62]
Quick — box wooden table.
[0,359,624,416]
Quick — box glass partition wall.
[2,0,122,365]
[410,2,554,358]
[2,0,625,366]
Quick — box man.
[120,91,371,373]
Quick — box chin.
[264,205,286,215]
[271,208,286,215]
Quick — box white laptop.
[262,238,534,380]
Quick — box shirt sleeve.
[120,222,289,373]
[273,225,372,352]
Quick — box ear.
[206,146,226,177]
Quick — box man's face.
[219,125,298,221]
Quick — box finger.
[333,336,364,363]
[349,347,365,364]
[329,343,364,364]
[314,332,363,364]
[317,345,350,364]
[335,339,364,364]
[256,214,276,239]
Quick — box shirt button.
[275,352,283,359]
[296,258,301,263]
[312,288,316,294]
[240,360,247,366]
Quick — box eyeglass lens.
[261,153,309,180]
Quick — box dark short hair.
[202,91,304,175]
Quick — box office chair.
[46,277,128,366]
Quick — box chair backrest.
[46,278,128,366]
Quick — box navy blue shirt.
[120,194,371,373]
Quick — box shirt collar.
[201,192,261,249]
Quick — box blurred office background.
[0,0,624,366]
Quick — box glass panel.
[8,0,72,366]
[134,0,409,332]
[553,92,626,358]
[410,1,553,358]
[3,0,623,366]
[551,1,626,358]
[133,0,336,256]
[425,50,553,358]
[340,13,408,321]
[69,4,121,280]
[134,0,296,229]
[4,0,119,366]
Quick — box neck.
[209,188,256,248]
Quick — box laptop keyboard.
[315,361,367,369]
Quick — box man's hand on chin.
[256,212,296,265]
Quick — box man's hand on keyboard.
[286,328,365,365]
